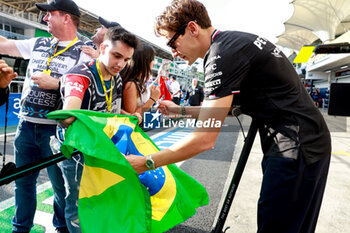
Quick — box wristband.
[150,97,156,103]
[152,82,158,86]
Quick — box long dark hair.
[121,43,155,94]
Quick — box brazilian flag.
[48,110,209,233]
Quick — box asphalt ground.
[220,112,350,233]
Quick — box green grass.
[0,188,54,233]
[37,188,54,214]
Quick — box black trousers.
[172,97,180,105]
[257,149,330,233]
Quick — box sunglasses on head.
[166,23,189,50]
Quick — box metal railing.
[0,30,29,40]
[0,4,40,23]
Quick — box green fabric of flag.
[47,109,209,233]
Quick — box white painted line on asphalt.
[167,135,189,139]
[0,197,14,213]
[33,210,56,233]
[149,127,175,140]
[0,132,16,138]
[159,138,179,142]
[42,196,54,205]
[175,161,184,167]
[171,132,191,135]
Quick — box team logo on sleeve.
[66,81,84,93]
[205,79,221,92]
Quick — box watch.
[145,155,155,170]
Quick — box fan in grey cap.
[36,0,81,18]
[81,16,121,58]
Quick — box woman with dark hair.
[122,43,160,114]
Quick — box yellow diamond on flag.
[79,165,125,199]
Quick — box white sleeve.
[77,51,93,65]
[175,82,180,92]
[15,38,37,59]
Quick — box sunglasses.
[166,23,188,50]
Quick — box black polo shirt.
[187,84,204,106]
[204,30,331,164]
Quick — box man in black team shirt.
[126,0,331,233]
[186,78,204,106]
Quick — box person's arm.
[120,109,143,124]
[31,72,60,90]
[29,40,92,91]
[0,60,17,88]
[120,82,143,123]
[81,45,99,59]
[173,90,180,96]
[60,74,90,127]
[0,60,17,106]
[0,36,22,57]
[123,81,140,114]
[126,94,234,173]
[137,84,161,113]
[123,82,161,115]
[147,83,161,102]
[61,96,82,127]
[135,84,160,113]
[158,100,201,118]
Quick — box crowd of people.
[0,0,162,232]
[0,0,331,233]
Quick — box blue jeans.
[12,119,67,232]
[58,154,84,233]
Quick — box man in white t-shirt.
[170,76,181,105]
[0,0,91,232]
